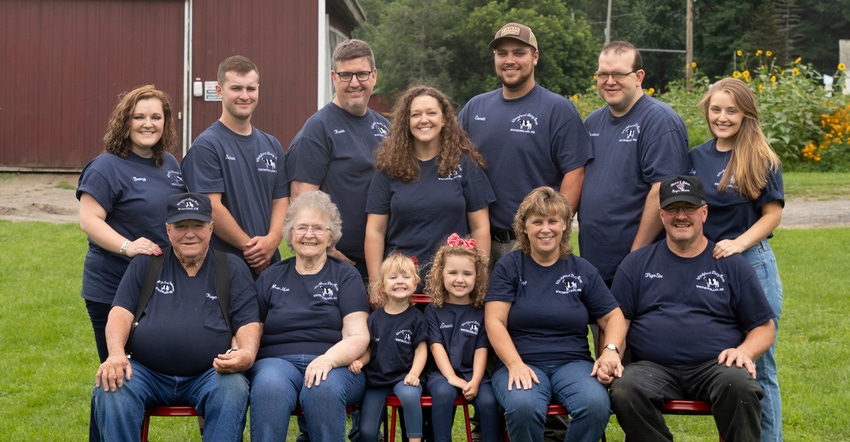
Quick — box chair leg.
[140,414,151,441]
[462,403,472,442]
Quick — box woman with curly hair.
[77,85,185,362]
[689,77,784,441]
[365,86,495,286]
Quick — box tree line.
[353,0,850,106]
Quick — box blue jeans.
[360,381,423,441]
[428,376,500,442]
[247,354,365,442]
[742,239,783,442]
[491,360,611,442]
[93,360,248,442]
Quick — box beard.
[497,69,533,91]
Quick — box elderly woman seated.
[247,190,370,442]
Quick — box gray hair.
[283,190,343,252]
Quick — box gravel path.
[1,173,848,228]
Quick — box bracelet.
[119,240,131,255]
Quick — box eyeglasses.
[335,71,372,82]
[293,225,327,236]
[662,204,704,215]
[595,71,637,82]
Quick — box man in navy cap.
[93,193,260,441]
[609,176,775,441]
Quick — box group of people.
[78,20,784,442]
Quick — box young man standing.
[182,55,289,277]
[459,22,591,267]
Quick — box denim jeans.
[93,360,248,442]
[247,354,365,442]
[360,381,423,441]
[742,239,783,442]
[491,360,611,442]
[427,376,500,442]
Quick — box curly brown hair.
[102,85,177,166]
[512,187,574,259]
[374,86,485,182]
[424,236,489,308]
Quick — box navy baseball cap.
[659,175,706,208]
[166,193,212,224]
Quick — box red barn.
[0,0,366,171]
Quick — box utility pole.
[605,0,613,45]
[686,0,693,91]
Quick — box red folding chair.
[502,403,607,442]
[623,399,723,442]
[141,405,198,441]
[384,395,473,442]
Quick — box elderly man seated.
[609,175,775,442]
[93,192,260,441]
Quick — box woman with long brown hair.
[364,86,495,285]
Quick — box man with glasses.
[609,175,774,441]
[182,55,289,278]
[459,22,592,269]
[286,39,390,283]
[578,41,689,287]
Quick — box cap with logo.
[166,192,212,224]
[489,22,538,51]
[659,175,706,208]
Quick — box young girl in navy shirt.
[424,234,499,442]
[350,254,427,442]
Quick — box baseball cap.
[166,193,212,224]
[659,175,706,208]
[489,22,538,51]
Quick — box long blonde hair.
[698,78,781,200]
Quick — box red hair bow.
[446,233,476,250]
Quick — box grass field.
[0,171,847,440]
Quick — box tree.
[356,0,599,106]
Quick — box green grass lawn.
[1,221,848,441]
[0,170,847,440]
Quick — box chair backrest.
[411,293,433,304]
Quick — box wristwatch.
[603,344,619,354]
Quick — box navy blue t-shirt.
[688,138,785,241]
[610,240,775,365]
[114,250,259,376]
[182,121,288,259]
[285,102,390,258]
[366,155,495,270]
[424,302,488,383]
[254,256,370,359]
[486,251,618,367]
[363,306,428,388]
[579,94,689,281]
[77,152,185,304]
[458,84,592,231]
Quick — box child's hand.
[462,380,480,400]
[348,360,363,374]
[404,373,420,387]
[448,375,468,390]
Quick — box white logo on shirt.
[644,273,663,279]
[132,176,147,182]
[474,115,486,121]
[696,271,726,292]
[555,274,583,294]
[510,113,538,134]
[312,282,339,301]
[270,284,289,292]
[155,280,174,295]
[460,321,480,336]
[225,154,236,161]
[256,152,277,173]
[395,329,413,345]
[619,124,640,143]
